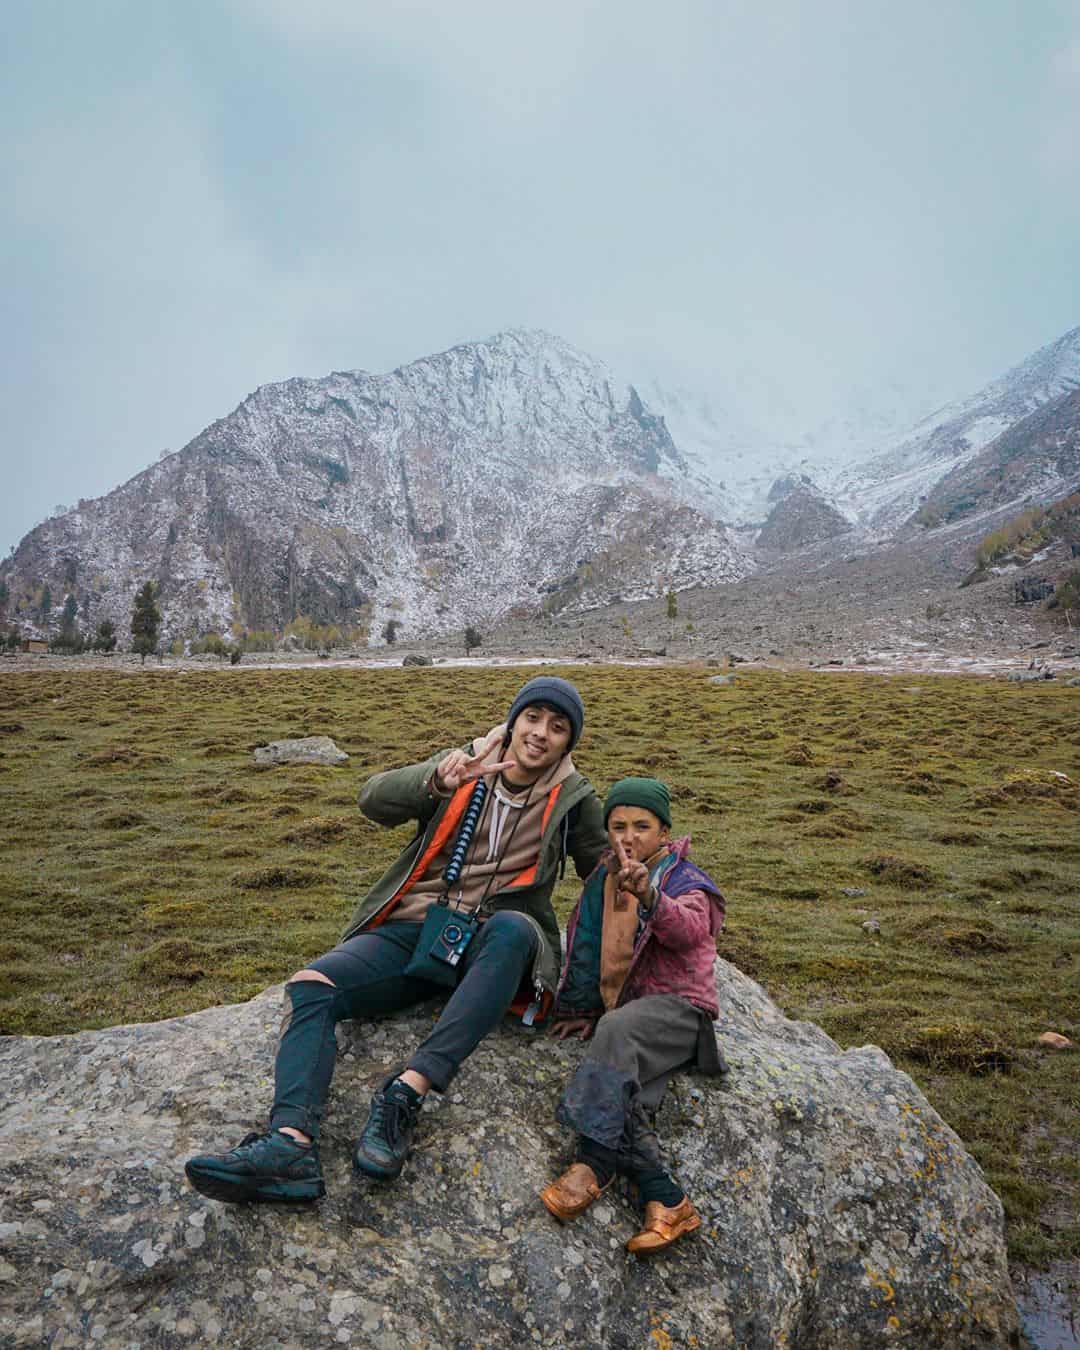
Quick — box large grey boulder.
[252,736,348,766]
[0,963,1018,1348]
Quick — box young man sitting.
[185,677,607,1203]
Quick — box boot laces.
[372,1088,416,1147]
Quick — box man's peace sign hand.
[433,725,514,793]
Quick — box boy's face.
[506,703,572,781]
[606,805,670,862]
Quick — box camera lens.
[444,925,462,943]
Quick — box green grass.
[1,664,1077,1269]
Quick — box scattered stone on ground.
[252,736,348,766]
[1036,1032,1074,1050]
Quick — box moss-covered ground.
[1,664,1076,1267]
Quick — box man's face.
[506,703,572,781]
[607,805,670,862]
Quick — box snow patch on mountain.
[833,327,1080,533]
[636,372,948,526]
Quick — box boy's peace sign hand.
[433,725,514,793]
[609,838,652,903]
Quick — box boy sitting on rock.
[540,777,726,1255]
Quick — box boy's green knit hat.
[604,777,672,828]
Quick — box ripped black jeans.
[270,913,537,1139]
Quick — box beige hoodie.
[392,739,576,924]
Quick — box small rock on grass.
[1037,1032,1074,1050]
[861,919,881,935]
[253,736,348,766]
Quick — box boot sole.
[539,1188,590,1221]
[626,1213,702,1255]
[185,1164,325,1204]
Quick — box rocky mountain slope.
[630,328,1080,546]
[755,477,852,553]
[5,325,1080,651]
[830,326,1080,533]
[0,332,748,644]
[911,385,1080,529]
[637,372,945,526]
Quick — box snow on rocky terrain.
[829,326,1080,533]
[637,370,948,525]
[4,324,1079,655]
[0,331,748,645]
[638,327,1080,540]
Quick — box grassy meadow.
[0,662,1077,1268]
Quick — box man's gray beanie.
[506,677,585,749]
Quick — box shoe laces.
[234,1130,304,1162]
[232,1131,274,1159]
[371,1087,417,1148]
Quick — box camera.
[427,914,476,967]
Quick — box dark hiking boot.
[184,1131,325,1204]
[352,1078,423,1181]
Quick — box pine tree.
[93,620,117,653]
[464,624,482,655]
[55,595,79,651]
[131,582,161,663]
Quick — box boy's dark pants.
[557,994,710,1172]
[270,913,537,1139]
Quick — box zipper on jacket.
[522,976,546,1027]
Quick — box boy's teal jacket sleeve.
[556,869,606,1015]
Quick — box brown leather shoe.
[625,1196,701,1255]
[539,1163,612,1221]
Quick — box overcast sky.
[4,0,1079,553]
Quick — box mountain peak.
[0,332,746,646]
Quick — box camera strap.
[442,778,490,892]
[439,770,534,917]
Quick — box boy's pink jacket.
[557,836,726,1020]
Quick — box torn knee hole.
[288,970,337,988]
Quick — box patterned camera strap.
[442,775,533,909]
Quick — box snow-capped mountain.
[914,385,1080,528]
[0,331,749,644]
[831,326,1080,532]
[636,371,947,525]
[635,329,1080,539]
